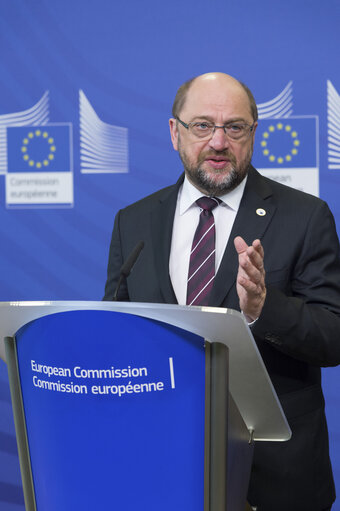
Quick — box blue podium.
[0,301,291,511]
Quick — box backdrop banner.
[0,0,339,509]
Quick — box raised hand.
[234,236,266,323]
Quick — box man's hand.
[234,236,266,323]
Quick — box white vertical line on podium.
[169,357,175,389]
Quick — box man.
[104,72,340,510]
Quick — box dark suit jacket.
[104,166,340,511]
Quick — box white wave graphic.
[0,91,49,173]
[257,81,293,119]
[79,90,128,174]
[327,80,340,170]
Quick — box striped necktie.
[186,196,220,306]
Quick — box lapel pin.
[256,208,266,216]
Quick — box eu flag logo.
[252,117,317,169]
[7,125,71,173]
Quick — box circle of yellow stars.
[261,123,300,164]
[21,129,56,168]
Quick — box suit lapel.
[209,167,277,307]
[150,175,184,304]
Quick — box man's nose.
[208,127,230,151]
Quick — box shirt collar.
[178,174,248,215]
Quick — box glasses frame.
[176,117,255,141]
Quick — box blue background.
[0,0,339,509]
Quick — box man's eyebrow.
[189,115,214,122]
[190,116,249,123]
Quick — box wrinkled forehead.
[180,77,252,121]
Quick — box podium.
[0,301,291,511]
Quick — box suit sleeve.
[252,200,340,367]
[103,210,129,301]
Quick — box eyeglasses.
[176,117,255,141]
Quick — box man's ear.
[169,118,179,151]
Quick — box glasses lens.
[190,122,214,138]
[226,124,248,140]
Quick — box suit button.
[264,333,282,345]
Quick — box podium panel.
[2,301,291,511]
[7,310,207,511]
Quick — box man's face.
[169,74,257,196]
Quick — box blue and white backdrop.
[0,0,339,509]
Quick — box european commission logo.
[0,90,128,209]
[5,124,73,208]
[7,125,71,173]
[252,116,319,195]
[253,117,317,169]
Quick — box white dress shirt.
[169,175,247,305]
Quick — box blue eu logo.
[7,125,71,173]
[252,117,317,169]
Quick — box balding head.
[172,72,258,123]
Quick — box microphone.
[113,241,144,301]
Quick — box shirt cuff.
[241,311,258,327]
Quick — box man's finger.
[234,236,249,254]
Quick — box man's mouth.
[204,156,230,169]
